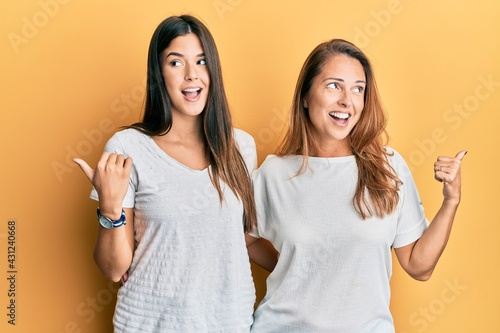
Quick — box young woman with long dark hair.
[74,15,275,332]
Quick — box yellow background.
[1,0,498,332]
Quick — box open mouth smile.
[329,111,350,125]
[182,87,202,101]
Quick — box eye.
[353,86,365,93]
[198,58,207,65]
[326,82,339,89]
[169,60,182,67]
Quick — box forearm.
[73,153,135,281]
[93,208,134,282]
[245,234,278,272]
[406,199,459,280]
[397,150,466,281]
[94,230,133,282]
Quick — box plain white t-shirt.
[91,128,257,333]
[250,148,428,333]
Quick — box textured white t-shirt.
[91,128,257,333]
[250,149,428,333]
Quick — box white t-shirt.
[250,148,428,333]
[91,128,257,333]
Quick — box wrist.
[442,197,460,209]
[97,206,123,220]
[97,208,126,229]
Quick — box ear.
[303,97,308,109]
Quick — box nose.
[184,63,198,81]
[337,91,352,108]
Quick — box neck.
[311,147,353,158]
[159,113,204,144]
[310,138,353,158]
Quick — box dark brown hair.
[129,15,256,230]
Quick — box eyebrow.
[165,52,205,58]
[324,77,366,84]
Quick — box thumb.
[73,158,95,182]
[455,150,468,161]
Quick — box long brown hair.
[129,15,256,230]
[278,39,401,219]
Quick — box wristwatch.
[97,208,126,229]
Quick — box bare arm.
[93,207,134,282]
[74,152,135,282]
[245,233,278,272]
[395,150,467,281]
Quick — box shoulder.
[255,155,299,178]
[385,146,403,163]
[104,128,147,154]
[233,128,255,148]
[259,154,283,170]
[113,128,147,141]
[233,128,257,171]
[385,146,412,179]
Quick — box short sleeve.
[247,155,279,239]
[248,167,263,238]
[247,155,286,239]
[89,132,136,208]
[234,129,257,173]
[390,149,429,248]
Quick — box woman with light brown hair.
[248,39,466,332]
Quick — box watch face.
[97,209,126,228]
[99,216,114,229]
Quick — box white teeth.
[330,112,349,119]
[183,88,200,93]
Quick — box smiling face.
[303,54,366,156]
[161,33,210,120]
